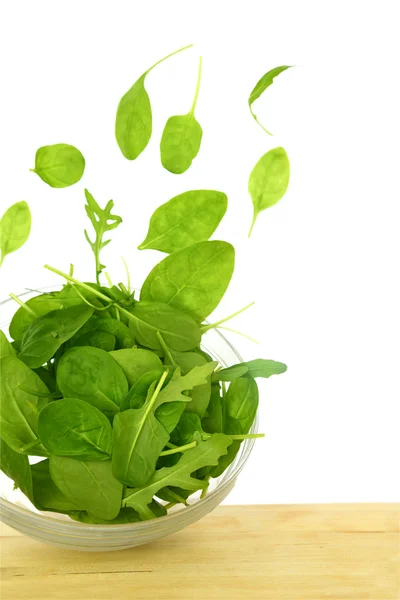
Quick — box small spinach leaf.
[0,437,33,502]
[38,398,113,460]
[72,316,133,349]
[140,241,235,321]
[115,45,192,160]
[138,189,227,253]
[57,346,128,414]
[249,66,292,135]
[0,201,31,267]
[120,370,161,411]
[31,460,82,512]
[31,144,85,188]
[248,147,290,236]
[0,356,49,455]
[18,305,93,369]
[110,348,163,387]
[50,457,123,521]
[160,57,203,174]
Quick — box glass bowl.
[0,287,258,551]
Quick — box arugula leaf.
[213,359,287,382]
[0,356,50,455]
[38,398,113,460]
[31,144,85,188]
[123,434,232,519]
[18,305,94,369]
[138,190,227,253]
[112,362,217,487]
[248,147,290,236]
[31,460,83,512]
[160,57,203,174]
[115,45,193,160]
[171,350,212,418]
[0,201,31,267]
[140,241,235,321]
[0,437,33,502]
[49,457,123,521]
[249,66,292,135]
[57,346,128,414]
[84,189,122,284]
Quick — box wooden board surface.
[1,504,399,600]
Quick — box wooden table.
[1,504,399,599]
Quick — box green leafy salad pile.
[0,45,290,524]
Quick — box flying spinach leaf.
[160,57,203,174]
[213,358,287,382]
[140,241,235,321]
[248,147,290,236]
[126,301,201,351]
[18,305,93,369]
[112,361,217,487]
[49,457,123,521]
[110,348,163,386]
[138,189,228,253]
[31,144,85,188]
[248,65,291,135]
[0,201,31,267]
[0,437,33,502]
[31,460,83,512]
[123,434,231,519]
[171,350,211,418]
[0,331,16,358]
[115,45,192,160]
[38,398,113,460]
[0,356,49,455]
[57,346,128,414]
[84,189,122,284]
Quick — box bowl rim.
[0,286,258,532]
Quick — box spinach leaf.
[140,241,235,321]
[110,348,163,386]
[0,201,31,267]
[120,370,161,411]
[248,147,290,236]
[112,362,217,487]
[72,317,133,349]
[213,358,287,382]
[138,190,227,253]
[249,66,291,135]
[33,367,58,394]
[171,350,211,418]
[38,398,113,460]
[0,437,33,502]
[50,457,123,521]
[0,356,49,455]
[84,189,122,284]
[126,301,201,351]
[170,412,207,446]
[18,305,93,369]
[160,57,203,174]
[115,45,192,160]
[57,346,128,413]
[73,330,116,351]
[69,507,141,524]
[0,331,16,358]
[123,434,231,519]
[31,144,85,188]
[31,460,82,512]
[202,383,223,434]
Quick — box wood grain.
[1,504,399,600]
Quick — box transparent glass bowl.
[0,287,258,551]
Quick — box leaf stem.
[156,331,177,366]
[44,265,112,303]
[216,326,260,345]
[249,105,273,136]
[228,433,265,440]
[122,257,131,294]
[200,475,211,499]
[159,441,197,456]
[201,302,255,333]
[9,293,37,316]
[69,264,74,277]
[105,272,113,288]
[118,282,129,296]
[248,209,258,237]
[147,44,194,74]
[190,56,203,114]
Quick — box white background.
[0,1,399,504]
